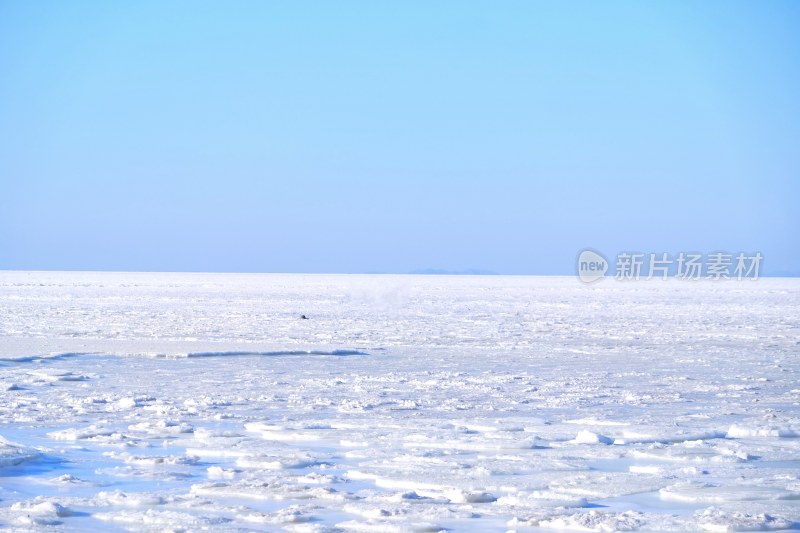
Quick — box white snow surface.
[0,271,799,532]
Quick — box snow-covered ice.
[1,271,799,531]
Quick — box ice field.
[1,271,799,532]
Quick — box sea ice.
[0,272,798,531]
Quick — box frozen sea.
[1,271,799,532]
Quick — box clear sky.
[1,1,798,275]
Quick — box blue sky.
[1,1,798,274]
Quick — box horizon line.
[1,268,799,279]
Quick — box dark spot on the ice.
[300,314,309,320]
